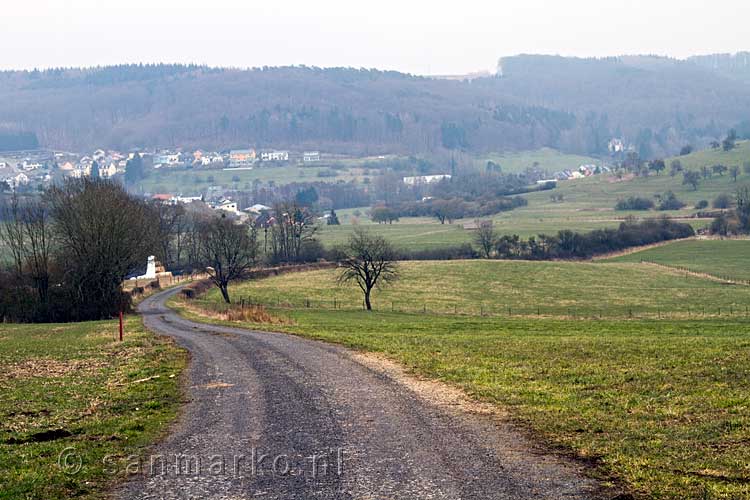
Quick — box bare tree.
[337,228,399,311]
[269,201,317,263]
[0,192,26,277]
[154,202,186,269]
[46,178,159,320]
[474,220,496,259]
[198,216,259,303]
[21,200,52,305]
[730,165,740,182]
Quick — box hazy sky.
[2,0,748,74]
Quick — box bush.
[615,197,654,211]
[657,191,686,211]
[398,244,477,261]
[712,193,732,209]
[694,200,709,209]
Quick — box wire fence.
[639,260,750,286]
[191,294,750,321]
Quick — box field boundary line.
[590,237,697,261]
[640,260,750,286]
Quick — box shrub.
[694,200,709,209]
[712,193,732,209]
[615,197,654,211]
[657,191,686,211]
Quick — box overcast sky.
[2,0,748,75]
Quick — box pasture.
[177,259,750,499]
[608,238,750,281]
[475,147,602,174]
[135,164,366,195]
[198,260,750,318]
[0,318,185,500]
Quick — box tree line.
[474,218,695,260]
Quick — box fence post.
[119,310,124,341]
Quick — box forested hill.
[1,56,749,156]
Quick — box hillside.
[607,239,750,281]
[2,56,750,156]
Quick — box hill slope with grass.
[607,238,750,281]
[176,258,750,499]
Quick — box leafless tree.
[0,192,26,277]
[154,202,186,269]
[46,178,159,320]
[269,201,317,263]
[198,216,259,303]
[337,228,399,311]
[474,220,496,259]
[20,200,52,304]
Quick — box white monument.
[131,255,157,280]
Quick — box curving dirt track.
[115,286,617,500]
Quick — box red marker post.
[119,311,124,341]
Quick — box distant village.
[0,141,617,219]
[0,147,319,190]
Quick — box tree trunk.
[364,289,372,311]
[220,283,231,304]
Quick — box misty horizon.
[3,0,750,75]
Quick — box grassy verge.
[0,316,186,500]
[171,264,750,499]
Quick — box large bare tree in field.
[338,228,399,311]
[198,216,259,303]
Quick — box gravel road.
[116,286,616,500]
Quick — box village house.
[1,172,30,189]
[99,162,118,178]
[260,150,289,162]
[214,199,240,214]
[245,203,271,215]
[229,149,256,167]
[303,151,321,163]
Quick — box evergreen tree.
[124,154,145,184]
[327,209,340,225]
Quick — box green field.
[0,317,185,500]
[476,147,603,174]
[317,143,749,250]
[317,213,709,252]
[608,238,750,281]
[176,260,750,499]
[205,260,750,318]
[135,164,367,195]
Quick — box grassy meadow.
[475,147,602,174]
[0,317,186,500]
[202,260,750,319]
[175,259,750,499]
[316,143,750,251]
[135,164,367,195]
[608,238,750,281]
